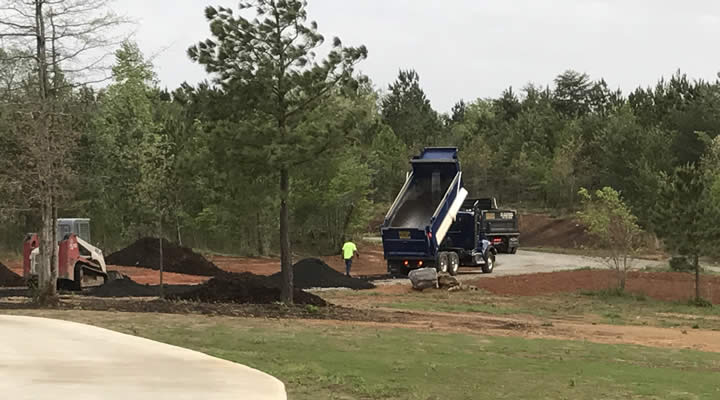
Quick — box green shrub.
[580,288,647,301]
[669,256,694,272]
[687,298,713,308]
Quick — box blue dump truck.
[381,147,497,277]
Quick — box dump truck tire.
[448,252,460,276]
[437,252,449,274]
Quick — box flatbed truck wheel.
[437,252,449,274]
[481,253,495,274]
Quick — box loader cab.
[56,218,91,243]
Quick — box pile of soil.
[106,238,225,277]
[89,278,158,297]
[88,277,196,298]
[0,262,24,287]
[269,258,375,290]
[169,272,327,306]
[0,296,391,322]
[519,214,592,248]
[469,269,720,304]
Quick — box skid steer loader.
[23,218,110,289]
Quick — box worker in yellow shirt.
[341,238,360,277]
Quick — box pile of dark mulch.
[268,258,375,290]
[87,276,196,298]
[0,297,397,323]
[106,238,225,277]
[169,272,327,306]
[0,262,25,287]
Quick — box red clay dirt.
[469,269,720,304]
[2,259,23,277]
[519,213,591,248]
[105,266,210,285]
[207,243,389,277]
[207,256,281,275]
[318,244,387,277]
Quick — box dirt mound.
[469,269,720,304]
[89,278,158,297]
[88,276,196,298]
[520,214,592,248]
[0,262,24,287]
[169,272,327,306]
[269,258,375,290]
[106,238,225,277]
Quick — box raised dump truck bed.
[381,147,471,276]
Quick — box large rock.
[438,273,460,289]
[408,268,438,290]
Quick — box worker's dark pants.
[345,259,353,276]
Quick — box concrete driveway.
[0,315,286,400]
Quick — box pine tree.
[189,0,367,303]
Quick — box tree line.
[2,0,720,302]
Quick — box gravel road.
[481,250,666,277]
[374,250,668,285]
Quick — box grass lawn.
[7,310,720,399]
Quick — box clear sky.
[120,0,720,112]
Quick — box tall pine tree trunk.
[256,211,264,256]
[342,203,355,244]
[38,197,53,296]
[50,202,58,295]
[159,216,164,299]
[694,255,700,302]
[34,0,57,302]
[280,167,293,304]
[176,214,182,247]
